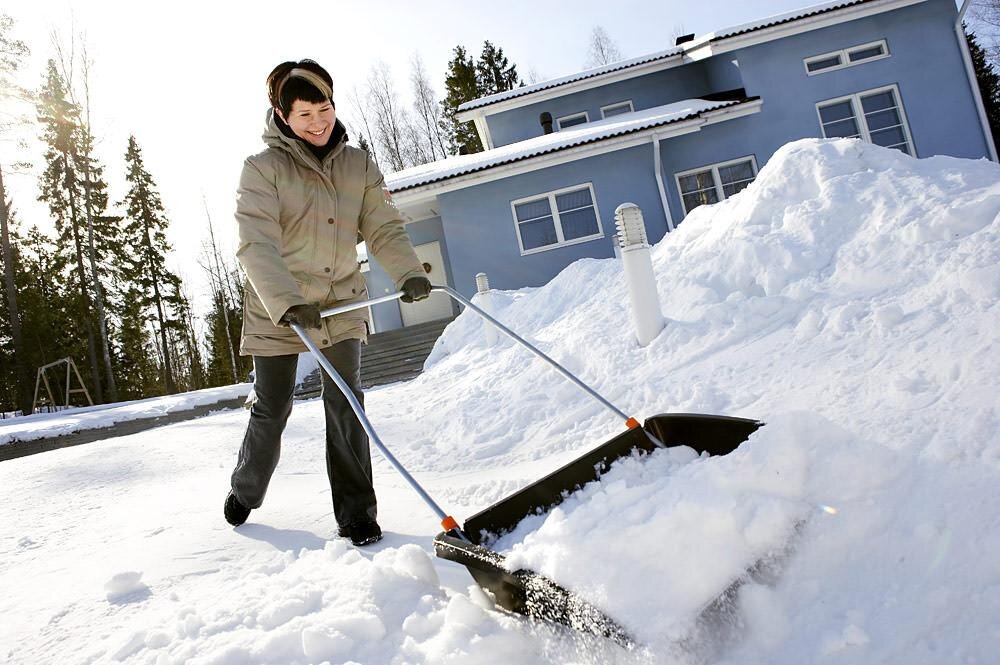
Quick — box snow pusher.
[291,285,762,646]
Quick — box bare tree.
[202,196,238,384]
[972,0,1000,64]
[346,85,380,168]
[584,26,623,69]
[410,53,448,161]
[366,61,411,172]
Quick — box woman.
[224,59,431,546]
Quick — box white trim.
[955,1,999,161]
[674,155,759,215]
[651,133,675,232]
[456,0,925,118]
[556,111,590,130]
[815,83,915,155]
[684,0,923,61]
[474,116,495,150]
[455,55,684,122]
[510,183,604,256]
[391,100,764,208]
[804,39,890,75]
[601,100,635,118]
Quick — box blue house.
[361,0,996,333]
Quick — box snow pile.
[3,138,999,664]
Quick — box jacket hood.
[262,108,348,168]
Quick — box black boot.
[339,519,382,546]
[224,491,251,526]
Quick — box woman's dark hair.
[266,60,334,117]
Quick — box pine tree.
[440,45,483,155]
[35,59,106,402]
[967,26,1000,150]
[121,135,187,394]
[476,41,521,95]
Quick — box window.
[601,101,634,118]
[511,184,603,254]
[556,112,589,130]
[804,40,889,75]
[817,84,913,155]
[675,156,758,215]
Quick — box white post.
[615,203,665,347]
[474,272,498,347]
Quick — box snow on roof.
[387,98,754,193]
[457,47,684,113]
[458,0,879,113]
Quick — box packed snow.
[2,138,998,664]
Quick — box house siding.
[437,145,665,296]
[484,65,713,147]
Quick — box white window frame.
[815,83,915,155]
[600,100,635,118]
[804,39,890,75]
[674,155,759,216]
[556,111,589,130]
[510,183,604,256]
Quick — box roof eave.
[391,98,763,206]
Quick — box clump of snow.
[104,570,151,603]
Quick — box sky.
[0,0,956,322]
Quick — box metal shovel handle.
[320,285,656,436]
[293,284,662,538]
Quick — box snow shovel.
[290,285,761,647]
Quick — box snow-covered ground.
[2,139,998,664]
[0,384,253,446]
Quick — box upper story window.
[804,40,889,75]
[511,184,603,255]
[601,101,634,118]
[816,84,913,155]
[675,156,758,215]
[556,112,589,130]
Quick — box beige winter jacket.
[236,112,425,356]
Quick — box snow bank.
[4,138,999,664]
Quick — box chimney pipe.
[540,112,554,135]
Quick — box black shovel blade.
[434,532,635,647]
[463,413,763,542]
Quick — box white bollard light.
[474,272,498,347]
[615,203,665,347]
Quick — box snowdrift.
[4,138,999,664]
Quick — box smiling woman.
[226,59,433,548]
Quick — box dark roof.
[458,0,881,114]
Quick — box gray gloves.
[401,276,432,303]
[281,304,322,329]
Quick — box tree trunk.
[139,200,176,393]
[63,154,103,403]
[79,151,118,402]
[0,167,32,414]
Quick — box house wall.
[362,216,458,333]
[714,0,986,160]
[437,145,665,297]
[484,65,713,147]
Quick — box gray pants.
[231,339,376,527]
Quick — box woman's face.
[279,99,336,147]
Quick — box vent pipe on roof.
[675,33,695,46]
[540,112,554,135]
